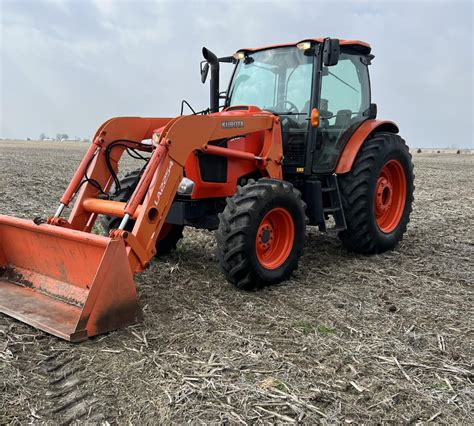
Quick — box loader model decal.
[221,120,244,129]
[154,160,174,207]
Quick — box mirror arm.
[219,56,237,64]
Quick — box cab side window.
[313,53,370,173]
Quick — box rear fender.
[335,119,399,174]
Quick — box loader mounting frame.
[0,113,283,341]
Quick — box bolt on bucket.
[0,215,142,342]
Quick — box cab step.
[304,175,346,233]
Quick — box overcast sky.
[0,0,472,148]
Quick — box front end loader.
[0,38,414,341]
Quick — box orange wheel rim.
[255,207,294,269]
[374,159,406,233]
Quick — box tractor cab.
[223,39,373,175]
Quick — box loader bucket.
[0,215,142,342]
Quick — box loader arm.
[0,112,282,341]
[65,113,282,273]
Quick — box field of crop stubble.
[0,140,472,423]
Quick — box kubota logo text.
[221,120,244,129]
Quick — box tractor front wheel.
[216,178,306,290]
[338,132,414,254]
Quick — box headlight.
[233,51,245,60]
[177,177,195,196]
[297,41,311,50]
[152,132,160,146]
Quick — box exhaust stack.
[202,47,220,113]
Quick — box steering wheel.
[275,100,299,114]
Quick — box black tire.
[101,170,183,256]
[338,132,414,254]
[216,178,306,290]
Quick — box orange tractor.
[0,38,414,341]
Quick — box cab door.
[280,60,313,169]
[312,52,371,174]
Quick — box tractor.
[0,37,414,341]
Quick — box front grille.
[283,136,306,165]
[198,139,228,183]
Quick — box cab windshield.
[227,46,314,115]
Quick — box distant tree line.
[39,133,69,141]
[38,133,90,142]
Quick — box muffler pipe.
[202,47,220,113]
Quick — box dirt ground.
[0,140,472,424]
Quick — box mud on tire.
[338,132,414,254]
[216,178,306,290]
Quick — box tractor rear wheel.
[101,170,183,256]
[338,132,414,254]
[216,178,306,290]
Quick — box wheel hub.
[258,226,273,247]
[375,177,393,214]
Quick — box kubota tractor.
[0,38,414,341]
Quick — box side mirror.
[323,38,340,67]
[368,103,377,119]
[200,61,209,84]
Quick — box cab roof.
[239,38,371,55]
